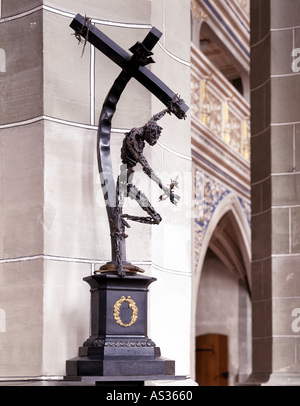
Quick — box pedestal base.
[64,374,187,386]
[66,355,175,378]
[65,273,178,384]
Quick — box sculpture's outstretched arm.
[149,108,168,123]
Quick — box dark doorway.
[195,333,229,386]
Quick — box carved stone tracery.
[191,0,208,22]
[191,74,250,160]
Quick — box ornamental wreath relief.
[113,296,138,327]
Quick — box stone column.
[250,0,300,385]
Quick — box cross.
[70,14,189,274]
[70,14,189,117]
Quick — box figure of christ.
[119,107,180,228]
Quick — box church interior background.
[1,0,300,386]
[191,0,252,386]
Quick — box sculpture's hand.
[159,186,180,205]
[169,190,180,205]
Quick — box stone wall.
[250,0,300,385]
[0,0,191,379]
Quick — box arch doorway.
[195,208,252,385]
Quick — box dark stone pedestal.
[65,273,182,384]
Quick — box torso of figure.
[121,128,145,168]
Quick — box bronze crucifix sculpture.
[70,14,189,276]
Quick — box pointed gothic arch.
[191,11,250,100]
[194,192,251,298]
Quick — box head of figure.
[143,120,162,146]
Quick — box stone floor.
[0,377,197,386]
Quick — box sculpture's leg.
[122,184,162,225]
